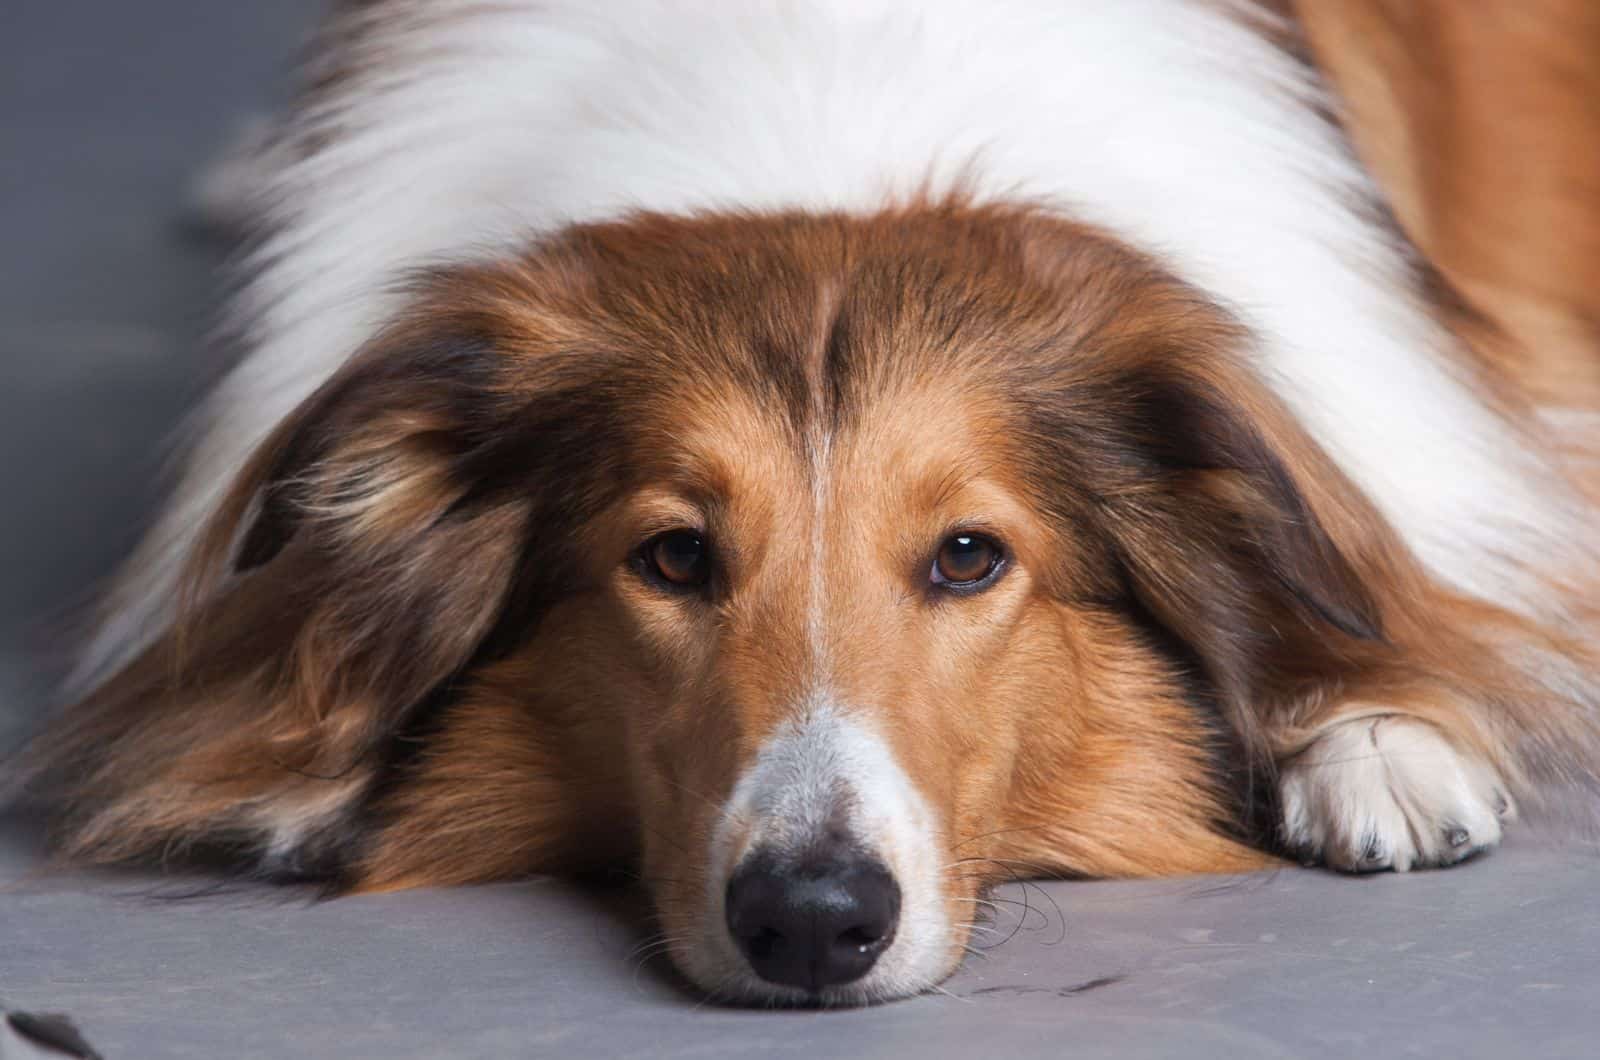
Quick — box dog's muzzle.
[694,704,949,1002]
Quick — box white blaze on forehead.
[806,429,834,690]
[689,704,953,1003]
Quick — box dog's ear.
[25,287,621,876]
[1097,366,1382,691]
[1026,358,1388,842]
[1027,357,1384,730]
[193,323,528,704]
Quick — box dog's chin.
[669,934,961,1008]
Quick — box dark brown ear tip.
[1323,600,1385,643]
[1277,570,1384,642]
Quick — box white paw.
[1279,715,1514,872]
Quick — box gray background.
[1,3,1596,1056]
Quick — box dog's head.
[38,205,1385,1003]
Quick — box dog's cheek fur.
[982,606,1279,879]
[347,645,641,892]
[858,580,1277,894]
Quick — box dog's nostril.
[745,925,784,960]
[725,856,901,993]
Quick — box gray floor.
[1,3,1597,1057]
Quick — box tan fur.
[1296,0,1600,411]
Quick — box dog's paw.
[1278,715,1514,872]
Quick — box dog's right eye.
[641,530,712,590]
[930,532,1005,593]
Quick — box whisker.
[924,980,974,1004]
[951,824,1046,851]
[658,776,727,815]
[948,855,1071,948]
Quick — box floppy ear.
[24,293,616,878]
[1029,358,1385,760]
[1098,366,1383,697]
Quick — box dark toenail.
[1493,792,1510,816]
[1360,833,1384,863]
[1443,822,1470,847]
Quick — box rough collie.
[14,0,1600,1006]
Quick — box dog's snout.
[724,855,901,992]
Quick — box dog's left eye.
[641,529,712,589]
[931,533,1004,590]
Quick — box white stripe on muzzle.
[681,702,952,1003]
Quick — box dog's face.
[567,355,1139,1001]
[47,206,1381,1004]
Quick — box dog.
[14,0,1600,1006]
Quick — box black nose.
[724,855,901,992]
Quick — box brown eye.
[645,530,711,589]
[932,533,1003,589]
